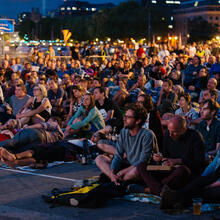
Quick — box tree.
[16,1,170,41]
[188,16,219,42]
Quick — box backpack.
[42,182,126,208]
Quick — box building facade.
[56,1,115,17]
[173,4,220,43]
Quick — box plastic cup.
[192,198,202,215]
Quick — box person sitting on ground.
[0,83,30,125]
[137,115,205,196]
[47,78,65,117]
[196,99,220,159]
[64,93,105,138]
[95,104,158,185]
[94,86,123,132]
[175,93,199,128]
[160,149,220,209]
[64,85,84,127]
[8,84,30,118]
[0,116,63,153]
[157,79,178,116]
[13,84,52,128]
[127,74,147,103]
[199,78,220,104]
[112,78,129,107]
[26,74,37,97]
[136,94,164,151]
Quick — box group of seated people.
[0,42,220,210]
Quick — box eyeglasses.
[92,134,99,138]
[123,115,135,119]
[33,88,40,91]
[136,101,144,104]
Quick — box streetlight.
[157,36,161,41]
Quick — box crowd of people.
[0,41,220,210]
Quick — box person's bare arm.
[157,89,164,107]
[55,98,63,107]
[105,110,114,121]
[189,117,202,126]
[24,123,43,129]
[207,181,220,188]
[128,82,138,92]
[17,98,51,119]
[18,97,33,114]
[207,143,220,156]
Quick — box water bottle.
[111,126,117,142]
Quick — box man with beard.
[197,99,220,158]
[95,104,158,185]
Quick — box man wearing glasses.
[95,104,158,185]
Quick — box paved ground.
[0,162,220,220]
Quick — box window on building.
[210,16,213,20]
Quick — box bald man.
[137,115,205,196]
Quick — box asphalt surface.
[0,162,220,220]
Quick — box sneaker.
[70,198,79,206]
[126,184,145,193]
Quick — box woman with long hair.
[15,84,52,127]
[64,85,84,127]
[64,93,105,138]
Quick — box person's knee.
[95,155,106,167]
[177,165,191,176]
[97,143,104,151]
[123,167,139,181]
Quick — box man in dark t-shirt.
[94,87,123,131]
[137,115,205,196]
[197,99,220,157]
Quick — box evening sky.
[0,0,128,19]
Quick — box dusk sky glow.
[0,0,128,19]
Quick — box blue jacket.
[202,150,220,181]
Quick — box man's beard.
[124,123,136,130]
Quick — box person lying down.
[0,131,106,168]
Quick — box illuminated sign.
[0,19,14,33]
